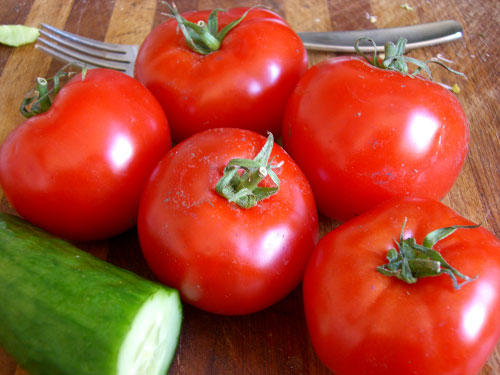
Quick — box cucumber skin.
[0,213,181,375]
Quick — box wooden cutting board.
[1,0,499,374]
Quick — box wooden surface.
[1,0,499,374]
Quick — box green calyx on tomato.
[215,132,283,209]
[20,62,87,118]
[163,2,259,54]
[354,37,465,84]
[377,218,479,289]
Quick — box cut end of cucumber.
[117,288,182,375]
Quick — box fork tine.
[35,39,130,72]
[40,23,128,53]
[38,29,130,63]
[35,43,100,70]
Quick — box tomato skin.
[134,7,308,143]
[138,128,318,315]
[282,56,469,221]
[0,69,171,241]
[303,197,500,375]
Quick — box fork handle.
[298,20,463,52]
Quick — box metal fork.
[35,20,463,77]
[36,24,138,76]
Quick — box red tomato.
[134,7,308,143]
[282,56,469,221]
[0,68,171,241]
[138,128,318,315]
[303,197,500,375]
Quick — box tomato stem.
[376,218,479,289]
[238,166,268,192]
[34,78,51,113]
[163,2,260,55]
[20,62,87,118]
[215,133,283,209]
[354,38,466,88]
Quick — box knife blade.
[297,20,463,52]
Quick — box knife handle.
[298,20,463,52]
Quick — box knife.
[297,20,463,52]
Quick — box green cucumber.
[0,213,182,375]
[0,25,39,47]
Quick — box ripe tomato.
[138,128,318,315]
[303,197,500,375]
[134,6,308,143]
[0,68,171,241]
[282,56,469,221]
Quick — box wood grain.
[0,0,499,374]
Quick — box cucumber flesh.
[118,289,182,375]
